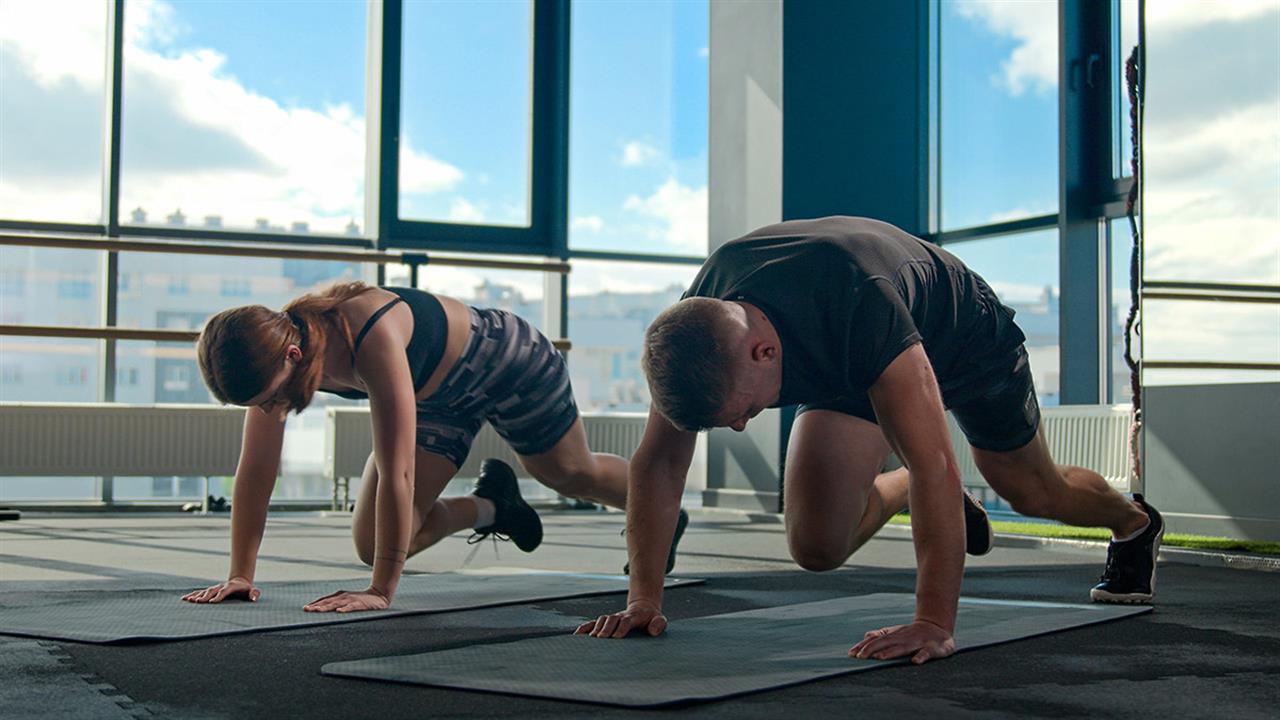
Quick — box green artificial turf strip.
[886,515,1280,555]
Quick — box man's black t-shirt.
[683,216,1026,408]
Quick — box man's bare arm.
[577,405,695,638]
[857,343,965,663]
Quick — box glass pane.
[1,318,101,501]
[117,253,369,501]
[119,0,368,236]
[398,260,547,333]
[0,247,103,328]
[0,476,97,502]
[0,339,99,403]
[569,259,699,412]
[0,1,108,223]
[1144,2,1280,285]
[941,230,1061,406]
[1108,218,1139,402]
[399,0,532,226]
[1144,299,1280,380]
[940,0,1059,230]
[1114,0,1139,177]
[569,0,709,256]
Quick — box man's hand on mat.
[182,577,261,604]
[849,621,955,665]
[302,587,391,613]
[575,600,668,638]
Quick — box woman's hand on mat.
[848,620,955,665]
[575,600,668,638]
[302,587,391,613]
[182,577,260,604]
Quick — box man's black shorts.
[796,345,1041,453]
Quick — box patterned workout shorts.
[413,307,579,468]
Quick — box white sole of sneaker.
[1090,522,1165,604]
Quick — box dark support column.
[782,1,930,234]
[1058,0,1113,404]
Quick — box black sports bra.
[318,287,449,400]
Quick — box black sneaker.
[1091,494,1164,604]
[963,489,994,556]
[623,508,689,576]
[470,459,543,553]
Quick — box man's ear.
[286,345,302,362]
[751,340,778,363]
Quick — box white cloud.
[0,0,108,87]
[986,206,1056,223]
[621,140,661,168]
[1146,0,1277,30]
[1144,94,1280,285]
[447,198,486,223]
[623,178,708,254]
[953,0,1057,96]
[571,216,604,233]
[0,0,462,233]
[697,46,709,58]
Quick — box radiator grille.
[0,403,244,476]
[949,404,1133,492]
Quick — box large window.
[119,0,368,237]
[0,1,711,506]
[1142,2,1280,387]
[0,1,109,223]
[399,0,532,226]
[939,0,1059,230]
[569,0,709,257]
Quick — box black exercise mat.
[0,570,701,644]
[322,593,1150,707]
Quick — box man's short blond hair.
[642,298,735,431]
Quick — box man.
[576,216,1162,665]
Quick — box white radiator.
[326,408,649,481]
[948,404,1134,493]
[0,403,244,476]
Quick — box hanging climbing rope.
[1123,44,1143,484]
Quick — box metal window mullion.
[923,0,940,236]
[1058,0,1113,405]
[376,0,403,250]
[99,0,126,506]
[534,0,570,261]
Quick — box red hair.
[197,281,374,412]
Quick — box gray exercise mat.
[322,592,1150,707]
[0,570,701,644]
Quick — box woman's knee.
[353,530,375,566]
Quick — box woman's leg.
[350,448,494,565]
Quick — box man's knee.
[533,461,595,499]
[788,536,847,572]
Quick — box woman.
[181,281,643,613]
